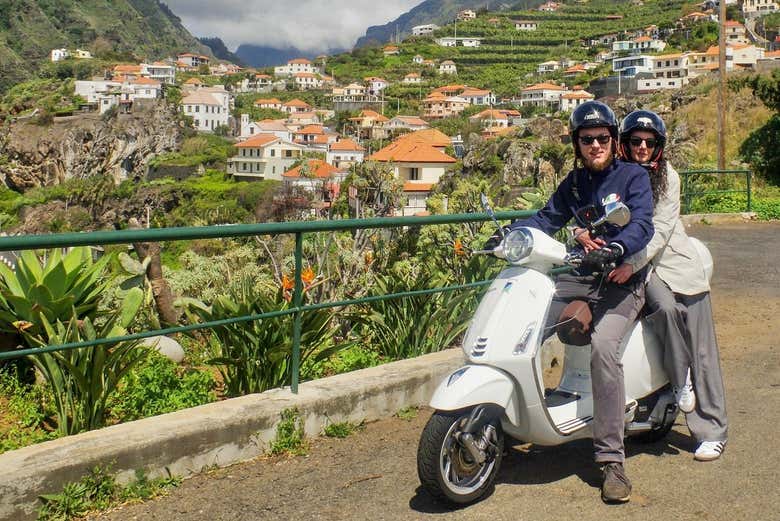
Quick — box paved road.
[98,222,780,521]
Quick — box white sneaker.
[694,440,726,461]
[675,368,696,414]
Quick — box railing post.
[746,170,752,212]
[291,231,303,394]
[681,171,690,214]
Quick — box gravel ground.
[96,221,780,521]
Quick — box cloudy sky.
[164,0,423,51]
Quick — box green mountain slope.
[333,0,696,97]
[355,0,532,48]
[0,0,211,91]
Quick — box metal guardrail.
[680,169,752,214]
[0,210,534,393]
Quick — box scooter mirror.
[603,201,630,227]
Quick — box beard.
[582,152,614,172]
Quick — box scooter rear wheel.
[417,408,504,505]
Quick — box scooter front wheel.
[417,408,504,505]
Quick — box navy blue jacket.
[510,159,654,257]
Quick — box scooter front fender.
[429,365,520,426]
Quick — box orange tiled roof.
[461,88,491,96]
[294,72,317,78]
[289,58,312,64]
[283,99,312,107]
[724,20,744,27]
[398,128,451,147]
[330,138,364,152]
[523,82,566,91]
[562,91,594,99]
[392,115,429,126]
[295,124,326,135]
[369,139,455,164]
[256,73,272,79]
[471,109,508,120]
[130,76,161,86]
[236,134,279,148]
[255,98,282,105]
[634,36,652,42]
[283,159,340,179]
[114,64,142,73]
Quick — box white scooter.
[416,196,713,505]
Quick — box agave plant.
[0,248,112,338]
[361,272,478,361]
[180,278,349,396]
[23,288,148,435]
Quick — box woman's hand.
[574,228,606,253]
[608,263,635,284]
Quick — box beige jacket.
[626,164,710,295]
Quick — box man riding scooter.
[497,101,655,503]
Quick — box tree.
[733,70,780,184]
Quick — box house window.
[270,149,276,157]
[195,106,199,113]
[242,149,246,157]
[409,168,420,181]
[242,162,248,170]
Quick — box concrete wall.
[0,349,465,521]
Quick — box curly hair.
[647,159,669,208]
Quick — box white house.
[435,37,482,47]
[75,77,161,113]
[457,9,477,21]
[612,36,667,55]
[368,131,457,216]
[140,62,176,85]
[412,54,425,64]
[519,82,567,108]
[514,20,538,31]
[281,98,313,113]
[51,48,70,61]
[742,0,778,16]
[403,73,423,84]
[274,58,318,77]
[412,24,440,36]
[560,88,596,111]
[228,134,306,181]
[180,91,229,132]
[724,20,748,43]
[177,53,210,69]
[386,116,431,132]
[469,109,509,128]
[439,60,457,75]
[292,72,322,90]
[239,115,294,141]
[612,55,654,77]
[460,88,496,106]
[326,138,365,169]
[365,77,389,95]
[254,98,283,111]
[537,60,560,73]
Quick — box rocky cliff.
[0,100,183,192]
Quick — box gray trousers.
[546,272,645,464]
[645,273,728,442]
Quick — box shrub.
[108,352,216,422]
[270,408,307,455]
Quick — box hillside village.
[25,0,780,217]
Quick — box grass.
[323,419,365,438]
[396,406,419,421]
[269,408,308,456]
[37,466,181,521]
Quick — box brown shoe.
[601,462,631,503]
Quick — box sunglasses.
[628,136,658,148]
[579,134,611,145]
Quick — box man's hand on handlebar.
[581,243,623,273]
[573,227,606,253]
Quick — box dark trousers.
[545,272,645,464]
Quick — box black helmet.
[619,110,666,164]
[569,101,618,157]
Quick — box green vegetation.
[108,352,216,422]
[396,406,419,421]
[0,0,210,93]
[0,77,84,119]
[149,135,236,169]
[732,70,780,185]
[270,408,307,456]
[38,466,181,521]
[0,369,58,454]
[323,419,364,438]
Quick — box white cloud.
[164,0,422,51]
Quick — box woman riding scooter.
[579,110,728,461]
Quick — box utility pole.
[717,0,727,170]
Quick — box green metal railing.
[680,169,752,214]
[0,211,533,392]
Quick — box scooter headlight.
[502,228,534,264]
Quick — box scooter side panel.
[621,320,669,399]
[429,365,521,426]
